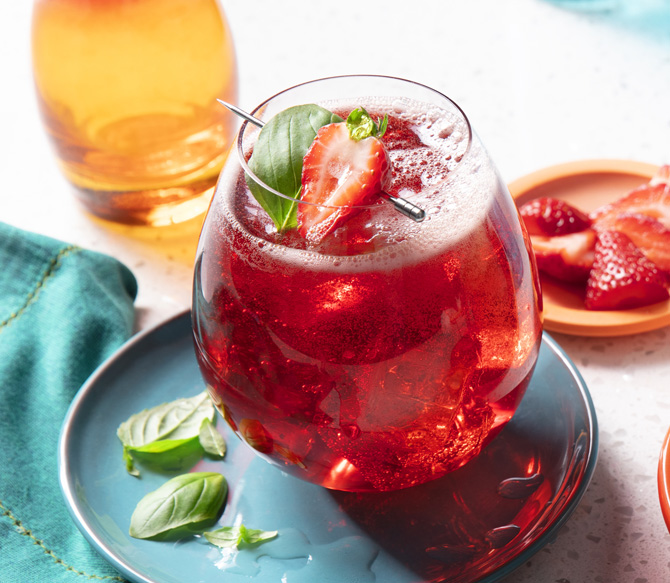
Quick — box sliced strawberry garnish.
[584,230,669,311]
[519,197,592,237]
[590,165,670,229]
[530,230,595,283]
[298,108,391,243]
[591,211,670,273]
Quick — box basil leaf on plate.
[117,391,215,474]
[204,524,278,548]
[124,436,205,473]
[118,391,214,444]
[247,104,343,231]
[199,417,227,459]
[129,472,228,540]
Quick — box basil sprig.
[346,107,388,141]
[246,104,342,231]
[204,524,278,548]
[117,392,225,475]
[129,472,227,540]
[120,394,276,548]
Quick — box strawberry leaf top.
[346,107,388,141]
[246,104,343,231]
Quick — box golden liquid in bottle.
[32,0,238,225]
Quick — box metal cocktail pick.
[218,99,426,222]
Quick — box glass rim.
[236,74,473,211]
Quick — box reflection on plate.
[59,311,598,583]
[658,426,670,534]
[509,159,670,337]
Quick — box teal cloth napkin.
[0,222,137,583]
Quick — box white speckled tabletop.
[2,0,670,580]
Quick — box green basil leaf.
[125,436,205,473]
[117,392,214,445]
[203,526,240,548]
[239,524,278,545]
[129,472,227,541]
[199,418,227,459]
[246,104,343,231]
[204,524,278,548]
[117,392,215,474]
[128,437,198,454]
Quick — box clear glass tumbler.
[32,0,238,226]
[192,75,543,492]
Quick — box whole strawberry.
[585,230,669,311]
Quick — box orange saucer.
[509,159,670,337]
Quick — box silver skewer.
[218,99,264,128]
[218,99,426,223]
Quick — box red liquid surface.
[193,110,542,492]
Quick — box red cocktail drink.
[192,76,542,492]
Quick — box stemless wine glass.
[192,75,543,492]
[31,0,238,226]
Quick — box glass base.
[72,178,217,227]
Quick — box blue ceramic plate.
[59,310,598,583]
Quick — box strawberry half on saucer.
[585,230,669,311]
[530,230,596,283]
[590,164,670,229]
[589,165,670,274]
[520,196,592,237]
[592,212,670,274]
[519,197,595,283]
